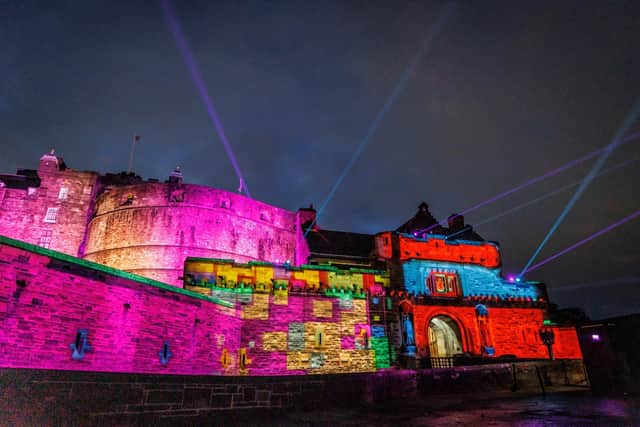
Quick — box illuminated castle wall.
[183,258,391,374]
[375,231,581,360]
[0,152,299,286]
[0,151,99,257]
[83,182,297,286]
[0,153,582,377]
[0,236,389,376]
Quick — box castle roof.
[396,202,447,235]
[397,202,486,242]
[0,169,41,189]
[305,229,376,265]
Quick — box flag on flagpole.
[128,134,142,173]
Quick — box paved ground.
[228,390,640,426]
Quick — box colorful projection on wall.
[375,232,501,268]
[183,258,390,298]
[402,259,543,300]
[181,257,392,375]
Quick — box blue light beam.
[472,156,638,230]
[305,1,457,236]
[417,130,640,235]
[520,101,640,277]
[524,209,640,274]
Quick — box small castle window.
[27,187,37,196]
[58,187,69,200]
[220,199,230,209]
[43,207,59,223]
[426,272,460,297]
[39,230,53,248]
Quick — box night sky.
[1,1,639,319]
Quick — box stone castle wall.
[1,361,589,425]
[0,236,392,376]
[0,239,242,375]
[411,304,582,359]
[0,167,98,257]
[0,155,299,288]
[83,183,297,286]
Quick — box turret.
[38,149,66,174]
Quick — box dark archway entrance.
[428,315,463,357]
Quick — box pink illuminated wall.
[0,152,304,288]
[0,238,383,376]
[0,242,241,375]
[83,183,298,286]
[0,155,98,257]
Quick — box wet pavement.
[239,390,640,426]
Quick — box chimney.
[447,213,464,231]
[296,204,317,231]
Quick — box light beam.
[471,156,639,229]
[161,0,251,198]
[520,102,640,277]
[524,209,640,274]
[305,1,457,236]
[417,130,640,235]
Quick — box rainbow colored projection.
[183,258,392,374]
[0,151,583,378]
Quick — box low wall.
[1,360,588,426]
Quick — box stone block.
[146,390,184,405]
[182,387,212,409]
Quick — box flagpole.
[128,134,139,173]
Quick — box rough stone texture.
[0,243,241,375]
[83,183,297,287]
[376,232,501,268]
[0,361,588,426]
[0,163,98,257]
[0,155,584,378]
[0,237,389,376]
[412,305,582,359]
[402,259,543,299]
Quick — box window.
[43,207,59,223]
[426,272,460,297]
[58,187,69,200]
[39,230,53,248]
[27,187,37,196]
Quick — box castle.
[0,151,581,376]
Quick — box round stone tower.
[82,179,296,286]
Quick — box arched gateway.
[428,315,463,357]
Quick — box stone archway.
[428,315,463,357]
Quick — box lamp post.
[539,327,555,360]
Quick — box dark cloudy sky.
[1,0,639,319]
